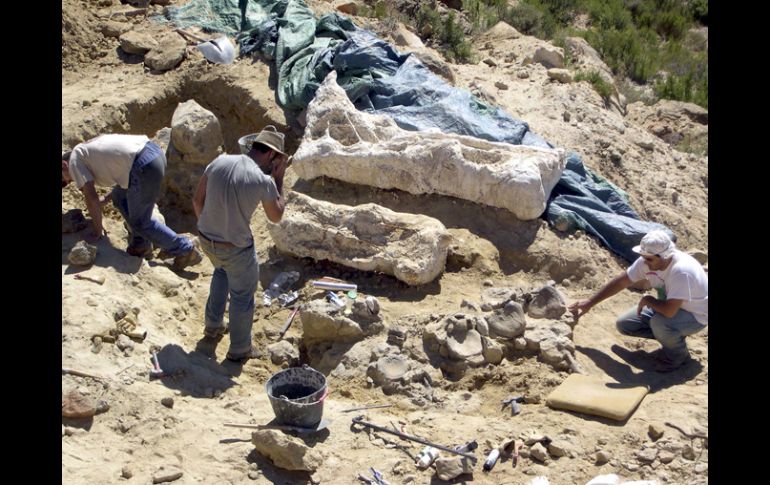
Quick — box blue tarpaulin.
[159,0,673,261]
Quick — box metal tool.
[277,305,300,340]
[351,416,478,462]
[370,468,390,485]
[150,351,165,379]
[357,468,390,485]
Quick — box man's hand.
[568,300,592,321]
[271,154,289,181]
[637,295,655,316]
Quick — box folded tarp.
[547,154,675,262]
[159,0,673,261]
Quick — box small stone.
[62,209,89,233]
[517,70,530,79]
[91,336,103,354]
[68,241,98,266]
[648,423,665,441]
[336,2,359,15]
[152,465,183,483]
[115,334,134,351]
[483,57,498,67]
[495,81,509,90]
[563,111,570,122]
[482,280,493,287]
[62,390,96,418]
[435,456,474,481]
[547,440,570,457]
[547,68,572,83]
[636,448,658,463]
[658,450,675,464]
[514,337,527,350]
[623,462,640,472]
[682,444,696,460]
[460,299,478,311]
[65,426,76,436]
[95,400,110,414]
[121,466,133,479]
[247,470,260,480]
[161,397,174,408]
[529,442,549,462]
[595,450,611,464]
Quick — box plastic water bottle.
[483,448,501,471]
[416,446,439,469]
[269,271,299,293]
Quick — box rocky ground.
[62,1,708,484]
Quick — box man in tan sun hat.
[192,125,290,364]
[569,230,708,372]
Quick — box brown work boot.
[173,247,203,269]
[652,352,688,373]
[126,243,153,258]
[225,347,262,364]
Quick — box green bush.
[575,70,614,101]
[689,0,708,24]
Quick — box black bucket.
[265,365,328,428]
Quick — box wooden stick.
[665,421,708,439]
[341,404,393,413]
[62,367,107,382]
[175,28,207,44]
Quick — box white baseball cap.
[632,230,676,258]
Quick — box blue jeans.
[616,306,707,364]
[200,239,259,357]
[111,143,192,256]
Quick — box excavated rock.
[119,30,157,55]
[251,429,323,471]
[68,241,97,266]
[300,300,384,347]
[293,71,566,220]
[169,100,224,166]
[526,284,567,319]
[480,287,521,311]
[144,35,186,72]
[62,209,89,233]
[486,301,527,339]
[423,313,494,375]
[268,192,452,286]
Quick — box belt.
[198,232,238,249]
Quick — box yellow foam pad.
[546,374,649,421]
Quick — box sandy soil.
[62,1,707,484]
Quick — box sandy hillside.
[62,1,707,484]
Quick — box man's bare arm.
[192,174,208,220]
[568,271,634,320]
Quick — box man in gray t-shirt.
[192,125,288,363]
